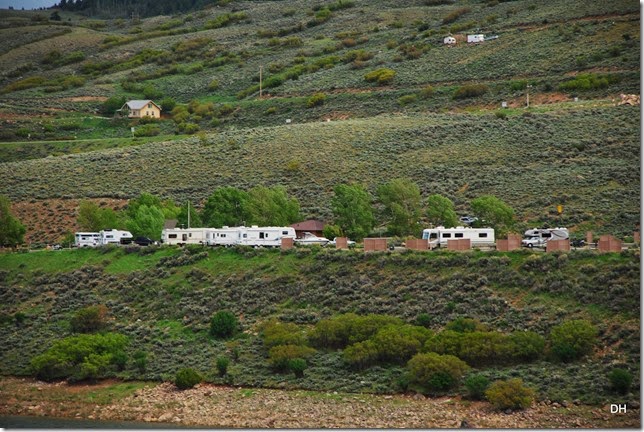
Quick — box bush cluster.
[407,352,469,393]
[209,310,239,339]
[175,367,202,389]
[364,68,396,85]
[485,378,536,410]
[308,313,402,349]
[453,84,489,99]
[70,305,108,333]
[548,320,597,362]
[30,333,128,382]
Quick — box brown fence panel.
[281,237,294,250]
[335,237,348,249]
[364,238,387,252]
[634,231,640,244]
[498,234,521,251]
[406,238,428,250]
[447,239,471,251]
[586,231,594,245]
[546,239,570,252]
[598,235,622,252]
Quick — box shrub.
[453,84,488,99]
[464,374,490,400]
[288,358,307,377]
[504,331,545,363]
[370,324,433,364]
[209,311,239,339]
[30,333,128,382]
[548,320,597,362]
[307,92,326,108]
[175,368,202,390]
[309,313,402,349]
[70,305,108,333]
[262,320,307,348]
[608,368,632,394]
[268,344,316,370]
[442,7,470,24]
[445,317,487,333]
[364,68,396,85]
[419,85,434,99]
[415,313,431,328]
[558,73,619,92]
[133,351,147,373]
[208,79,220,91]
[398,94,417,106]
[343,340,379,369]
[133,124,160,137]
[160,97,176,111]
[216,356,230,376]
[407,352,469,393]
[485,379,535,411]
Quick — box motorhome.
[521,227,569,248]
[421,226,495,248]
[237,226,296,247]
[161,228,210,245]
[99,229,133,245]
[75,232,100,247]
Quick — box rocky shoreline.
[0,377,640,428]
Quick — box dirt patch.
[58,96,109,102]
[0,378,639,428]
[12,198,128,245]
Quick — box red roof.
[291,220,325,231]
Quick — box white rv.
[205,226,241,247]
[421,226,495,248]
[237,226,296,247]
[467,34,485,43]
[99,229,133,245]
[75,232,100,247]
[521,227,569,248]
[161,228,210,245]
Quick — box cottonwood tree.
[201,187,252,228]
[330,183,374,240]
[0,195,26,247]
[377,178,422,236]
[125,204,165,239]
[246,186,300,226]
[470,195,514,232]
[77,200,119,232]
[426,194,458,228]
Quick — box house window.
[478,233,488,238]
[148,103,152,108]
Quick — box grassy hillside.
[1,104,639,238]
[0,246,639,405]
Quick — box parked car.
[121,236,157,246]
[459,216,478,225]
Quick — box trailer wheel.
[527,244,533,248]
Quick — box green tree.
[0,195,26,247]
[77,200,119,232]
[125,204,165,239]
[100,95,126,116]
[470,195,514,232]
[330,183,375,241]
[210,311,239,339]
[177,201,203,228]
[377,178,422,236]
[426,194,458,228]
[246,186,300,226]
[201,187,252,227]
[548,319,597,362]
[126,192,180,221]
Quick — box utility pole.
[259,65,263,99]
[187,201,191,229]
[526,84,532,108]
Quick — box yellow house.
[120,100,162,118]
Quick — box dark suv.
[121,236,156,246]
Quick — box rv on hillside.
[421,226,495,248]
[521,227,569,248]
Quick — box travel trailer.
[237,226,296,247]
[421,226,495,248]
[161,228,210,245]
[74,232,100,247]
[98,229,133,245]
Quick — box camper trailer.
[521,227,569,248]
[467,34,485,43]
[421,226,495,248]
[75,232,100,247]
[98,229,133,245]
[237,226,296,247]
[161,228,210,245]
[205,226,241,247]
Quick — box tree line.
[75,178,515,242]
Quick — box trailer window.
[259,232,265,239]
[543,232,552,238]
[221,234,226,238]
[442,233,451,238]
[478,233,488,238]
[169,234,177,239]
[429,233,438,239]
[282,231,289,235]
[455,233,464,238]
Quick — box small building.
[467,34,485,43]
[443,36,456,45]
[291,219,325,238]
[120,100,161,118]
